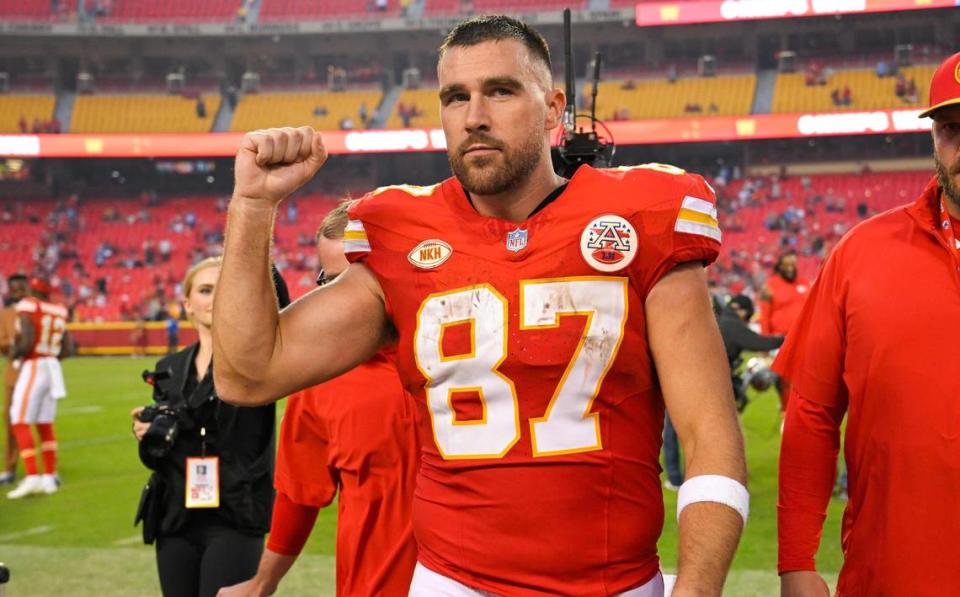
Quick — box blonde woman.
[132,257,282,597]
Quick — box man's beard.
[449,131,543,197]
[935,153,960,211]
[779,269,797,283]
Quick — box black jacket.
[716,306,784,366]
[136,343,275,541]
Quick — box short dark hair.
[7,273,27,284]
[439,15,552,76]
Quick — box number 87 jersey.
[346,163,721,596]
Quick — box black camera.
[139,368,186,460]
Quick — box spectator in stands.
[841,86,851,106]
[359,102,369,128]
[831,88,841,107]
[667,64,677,84]
[896,74,907,98]
[312,106,328,117]
[621,79,637,91]
[339,117,355,130]
[17,117,27,134]
[286,201,298,225]
[196,98,207,119]
[906,78,918,104]
[876,60,889,78]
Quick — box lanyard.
[938,198,960,257]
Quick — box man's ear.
[544,88,565,131]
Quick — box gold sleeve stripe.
[677,208,719,228]
[343,230,368,241]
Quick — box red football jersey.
[345,164,721,596]
[15,297,68,359]
[275,351,419,597]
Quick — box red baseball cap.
[919,52,960,119]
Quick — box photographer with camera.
[131,257,280,597]
[717,294,784,412]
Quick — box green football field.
[0,357,844,595]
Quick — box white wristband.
[676,475,749,526]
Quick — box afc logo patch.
[580,214,638,272]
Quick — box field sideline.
[0,357,845,595]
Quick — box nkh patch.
[506,228,528,252]
[408,239,453,270]
[580,214,638,272]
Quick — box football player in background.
[218,202,419,597]
[215,15,747,596]
[776,51,960,595]
[0,273,29,485]
[759,251,810,412]
[6,277,71,499]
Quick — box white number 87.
[414,277,628,460]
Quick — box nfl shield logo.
[506,228,528,253]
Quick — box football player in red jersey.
[218,202,419,597]
[215,16,747,596]
[7,277,71,499]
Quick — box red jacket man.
[776,52,960,596]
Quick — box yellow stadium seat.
[71,94,221,133]
[771,65,937,113]
[0,95,56,133]
[387,89,440,128]
[230,90,382,132]
[588,74,757,121]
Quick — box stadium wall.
[69,321,199,355]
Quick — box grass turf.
[0,357,845,594]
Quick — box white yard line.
[58,405,104,415]
[0,525,54,542]
[112,535,144,546]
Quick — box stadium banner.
[68,321,198,356]
[0,8,632,37]
[636,0,959,26]
[0,108,931,159]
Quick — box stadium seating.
[0,95,57,133]
[71,94,221,133]
[467,0,581,11]
[771,65,937,113]
[387,89,440,128]
[589,74,756,121]
[715,170,932,283]
[259,0,399,21]
[99,0,242,22]
[230,90,382,132]
[1,170,933,321]
[0,0,75,20]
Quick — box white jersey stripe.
[681,196,718,219]
[343,239,372,253]
[675,219,722,242]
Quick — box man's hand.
[781,571,830,597]
[130,406,149,441]
[234,126,327,206]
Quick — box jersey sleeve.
[274,390,339,508]
[14,298,37,315]
[772,247,848,409]
[343,201,372,264]
[629,170,722,296]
